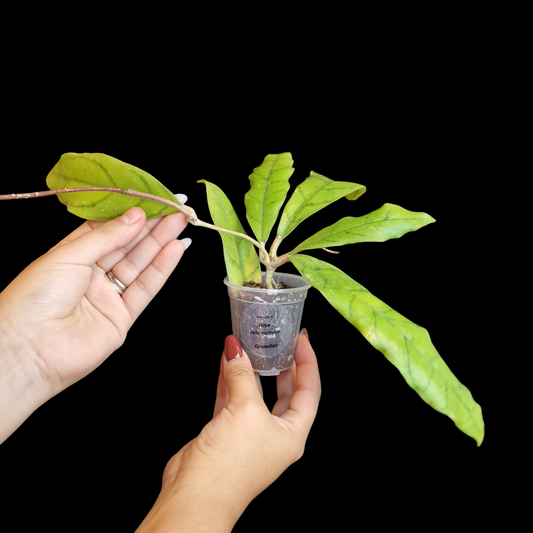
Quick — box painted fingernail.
[300,327,309,340]
[174,193,188,205]
[180,237,192,250]
[225,335,243,361]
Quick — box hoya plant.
[0,152,484,445]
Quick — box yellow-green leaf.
[244,153,294,244]
[46,153,180,220]
[199,180,261,285]
[290,204,435,254]
[290,253,484,445]
[277,172,366,240]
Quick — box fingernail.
[174,193,188,205]
[180,237,192,250]
[300,327,309,340]
[120,208,142,225]
[225,335,243,361]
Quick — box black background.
[0,44,505,530]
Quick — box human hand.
[0,204,189,441]
[137,332,321,532]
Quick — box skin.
[0,207,189,440]
[137,335,320,532]
[0,207,321,531]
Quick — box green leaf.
[290,254,484,445]
[290,203,435,254]
[199,180,261,285]
[46,153,180,220]
[245,153,294,244]
[276,172,366,240]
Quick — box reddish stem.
[0,187,197,221]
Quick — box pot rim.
[223,272,311,293]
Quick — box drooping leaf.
[290,204,435,254]
[290,254,484,445]
[245,153,294,244]
[46,153,180,220]
[276,172,366,240]
[198,180,261,285]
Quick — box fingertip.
[225,335,243,362]
[180,237,192,250]
[295,329,319,369]
[295,330,311,354]
[224,335,253,368]
[119,206,145,225]
[221,337,268,407]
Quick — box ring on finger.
[106,271,127,296]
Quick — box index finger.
[280,334,321,430]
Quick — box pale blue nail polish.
[174,193,188,205]
[180,237,192,250]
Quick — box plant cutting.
[0,152,484,445]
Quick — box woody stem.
[0,187,269,264]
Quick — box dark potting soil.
[243,280,295,290]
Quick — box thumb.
[224,335,261,407]
[55,207,146,266]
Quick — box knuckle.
[124,255,142,275]
[228,364,255,379]
[134,276,151,298]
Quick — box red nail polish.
[225,335,243,361]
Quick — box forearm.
[0,311,52,444]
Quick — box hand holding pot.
[0,206,190,443]
[136,333,321,532]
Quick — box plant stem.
[0,187,196,218]
[0,187,271,274]
[269,235,283,260]
[192,218,269,259]
[271,252,291,270]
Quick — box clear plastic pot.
[224,272,311,376]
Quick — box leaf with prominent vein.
[46,153,180,220]
[290,204,435,253]
[276,172,366,240]
[290,254,484,445]
[198,180,261,285]
[245,153,294,244]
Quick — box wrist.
[0,306,53,443]
[136,466,248,532]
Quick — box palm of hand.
[0,209,188,394]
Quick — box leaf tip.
[424,212,436,224]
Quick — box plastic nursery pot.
[224,272,311,376]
